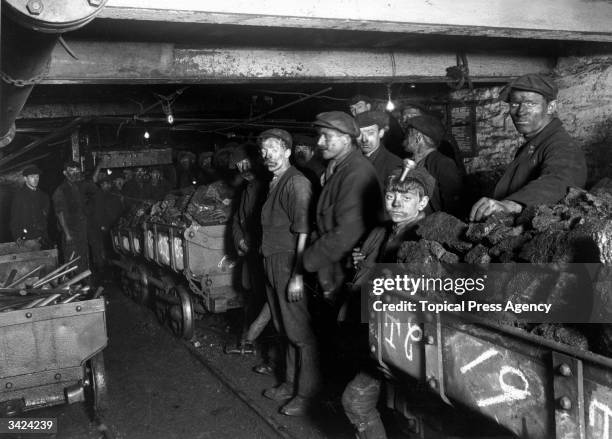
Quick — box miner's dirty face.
[349,100,371,117]
[317,128,352,161]
[384,188,428,224]
[24,174,40,189]
[358,124,385,156]
[260,137,290,175]
[508,90,555,137]
[64,167,81,183]
[293,144,314,167]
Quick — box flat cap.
[499,74,558,102]
[404,115,446,145]
[348,94,372,106]
[293,134,316,149]
[408,167,436,198]
[313,111,360,137]
[389,166,436,198]
[258,128,292,149]
[22,164,41,176]
[229,144,251,168]
[355,110,389,129]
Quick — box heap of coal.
[397,187,612,356]
[117,180,236,229]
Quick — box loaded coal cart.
[0,242,108,418]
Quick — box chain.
[0,60,50,87]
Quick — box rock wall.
[555,54,612,185]
[445,53,612,186]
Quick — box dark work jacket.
[260,166,312,257]
[52,180,93,232]
[303,149,382,293]
[494,118,587,206]
[93,190,124,230]
[367,146,403,192]
[420,150,465,218]
[232,177,267,251]
[10,186,50,241]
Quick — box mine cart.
[0,298,108,416]
[370,294,612,439]
[0,245,108,417]
[111,220,240,341]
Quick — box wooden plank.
[41,41,554,84]
[100,0,612,42]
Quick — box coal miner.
[303,111,382,302]
[400,101,466,176]
[9,164,50,246]
[228,143,269,352]
[342,167,435,439]
[355,110,403,191]
[470,74,587,221]
[52,161,96,273]
[257,129,319,416]
[291,134,325,190]
[403,114,465,217]
[90,174,124,274]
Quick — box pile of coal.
[396,187,612,355]
[118,180,236,229]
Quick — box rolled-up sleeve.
[287,175,312,235]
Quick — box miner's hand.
[469,197,522,222]
[238,239,249,255]
[352,247,365,270]
[287,274,304,302]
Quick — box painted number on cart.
[383,314,422,361]
[460,348,531,407]
[589,399,612,439]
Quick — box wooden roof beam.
[42,41,555,85]
[100,0,612,42]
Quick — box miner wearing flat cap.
[470,74,587,221]
[403,114,465,217]
[10,164,50,246]
[355,110,403,192]
[303,111,382,302]
[256,128,319,417]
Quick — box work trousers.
[263,252,319,398]
[342,370,387,439]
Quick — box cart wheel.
[136,267,151,305]
[168,285,194,340]
[84,352,108,418]
[120,270,131,296]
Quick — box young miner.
[342,165,435,439]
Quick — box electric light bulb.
[386,99,395,112]
[107,169,112,175]
[144,131,150,139]
[167,114,174,124]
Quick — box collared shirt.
[494,118,587,206]
[260,166,312,257]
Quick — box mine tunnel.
[0,1,612,438]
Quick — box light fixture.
[385,84,395,112]
[166,113,174,124]
[107,169,113,175]
[144,131,150,139]
[410,83,416,89]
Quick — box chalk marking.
[460,349,499,374]
[477,366,530,407]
